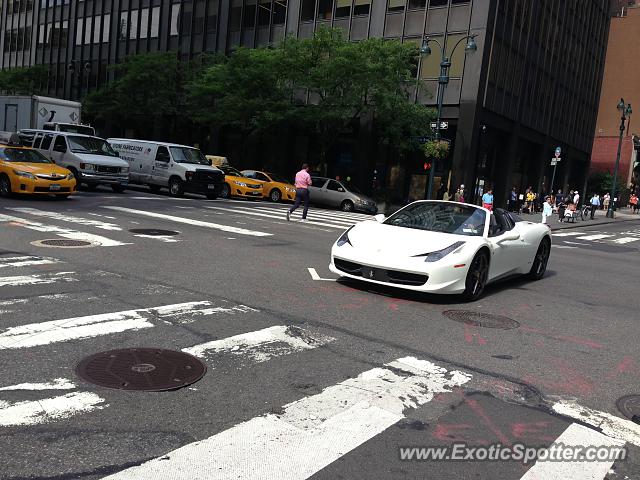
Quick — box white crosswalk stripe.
[7,207,122,230]
[613,237,640,244]
[0,255,60,268]
[576,234,613,241]
[205,205,354,230]
[0,271,77,287]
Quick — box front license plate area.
[49,184,61,191]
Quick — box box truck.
[0,95,91,133]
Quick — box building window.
[229,0,242,31]
[388,0,406,13]
[317,0,333,20]
[273,0,287,24]
[170,3,181,35]
[420,34,442,78]
[300,0,315,21]
[446,33,466,77]
[258,0,272,26]
[336,0,351,18]
[409,0,426,8]
[139,9,150,39]
[354,0,370,15]
[151,7,161,37]
[244,2,257,28]
[429,0,447,6]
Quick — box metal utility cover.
[76,348,207,391]
[442,310,520,330]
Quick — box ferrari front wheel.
[528,237,551,280]
[462,252,489,302]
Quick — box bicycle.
[580,204,591,221]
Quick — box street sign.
[430,121,449,130]
[551,157,561,166]
[555,147,561,158]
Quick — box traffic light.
[423,162,432,171]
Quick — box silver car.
[308,177,378,213]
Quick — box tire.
[219,183,231,199]
[341,200,354,212]
[206,193,218,200]
[111,184,126,193]
[528,237,551,281]
[148,184,161,193]
[462,251,490,302]
[168,177,185,197]
[0,174,12,197]
[269,188,282,202]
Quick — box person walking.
[589,193,600,219]
[572,190,580,207]
[482,189,494,211]
[603,193,610,211]
[509,187,518,212]
[630,193,639,213]
[287,163,312,222]
[542,195,553,224]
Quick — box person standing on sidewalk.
[603,193,610,211]
[542,195,553,224]
[482,189,494,211]
[287,163,312,222]
[631,193,639,214]
[589,193,600,219]
[509,187,518,212]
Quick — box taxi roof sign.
[0,131,21,146]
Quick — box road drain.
[31,239,98,248]
[129,229,179,236]
[616,395,640,421]
[76,348,207,391]
[442,310,520,330]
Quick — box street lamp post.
[421,34,477,199]
[607,98,632,218]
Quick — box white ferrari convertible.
[329,201,552,301]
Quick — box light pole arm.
[449,34,476,59]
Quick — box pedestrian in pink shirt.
[287,163,312,222]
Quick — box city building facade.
[592,1,639,190]
[0,0,610,204]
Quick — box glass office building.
[0,0,610,202]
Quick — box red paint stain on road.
[464,323,488,345]
[520,324,603,349]
[606,356,635,379]
[465,397,512,446]
[511,421,556,443]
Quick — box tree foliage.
[421,139,450,160]
[0,65,49,95]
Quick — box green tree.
[0,65,49,95]
[83,52,207,135]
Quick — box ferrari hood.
[348,221,473,257]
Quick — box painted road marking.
[0,272,77,287]
[562,241,591,246]
[0,255,60,268]
[103,207,273,237]
[552,232,586,237]
[551,245,577,249]
[553,400,640,447]
[0,301,258,349]
[0,378,76,391]
[252,206,369,223]
[246,201,374,220]
[0,392,106,427]
[308,267,337,282]
[205,206,350,230]
[133,234,181,243]
[576,234,613,241]
[102,357,471,480]
[8,207,122,230]
[0,213,129,247]
[612,237,639,244]
[519,423,624,480]
[183,325,333,363]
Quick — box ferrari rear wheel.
[528,237,551,280]
[462,252,489,302]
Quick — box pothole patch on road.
[616,395,640,422]
[442,310,520,330]
[129,229,179,236]
[31,239,99,248]
[76,348,207,391]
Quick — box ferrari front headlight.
[423,241,465,262]
[337,226,354,247]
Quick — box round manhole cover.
[129,229,179,236]
[616,395,640,420]
[31,239,98,248]
[76,348,206,391]
[442,310,520,330]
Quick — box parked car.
[20,130,129,192]
[108,139,224,198]
[309,176,378,213]
[0,131,76,199]
[207,162,263,199]
[241,170,296,202]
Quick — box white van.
[20,129,129,192]
[107,139,225,198]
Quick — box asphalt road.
[1,187,640,480]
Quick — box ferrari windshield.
[384,202,487,237]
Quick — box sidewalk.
[519,208,640,231]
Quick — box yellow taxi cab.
[241,170,296,202]
[0,132,76,199]
[205,156,263,199]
